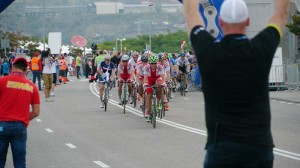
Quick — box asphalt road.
[4,76,300,168]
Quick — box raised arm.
[183,0,205,37]
[267,0,290,38]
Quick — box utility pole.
[43,0,45,51]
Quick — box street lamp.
[148,2,154,52]
[42,0,45,51]
[117,38,126,54]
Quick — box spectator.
[42,51,55,102]
[0,57,40,167]
[76,53,82,79]
[2,58,9,76]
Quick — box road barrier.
[286,63,300,90]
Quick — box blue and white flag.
[0,0,15,13]
[178,0,224,40]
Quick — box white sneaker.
[50,91,55,97]
[100,102,104,108]
[118,99,122,105]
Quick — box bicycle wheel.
[161,98,166,118]
[26,70,33,81]
[151,97,157,128]
[123,84,127,114]
[180,75,185,96]
[142,90,146,118]
[157,102,162,119]
[167,85,172,101]
[104,87,108,111]
[133,84,137,108]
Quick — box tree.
[97,31,191,53]
[286,14,300,36]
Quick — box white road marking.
[90,83,300,161]
[93,161,110,168]
[65,143,77,149]
[183,98,189,100]
[45,128,54,133]
[287,102,294,105]
[36,119,42,122]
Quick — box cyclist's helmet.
[179,52,186,57]
[121,55,130,61]
[132,52,139,58]
[149,54,158,63]
[143,51,151,56]
[168,53,172,59]
[104,54,111,60]
[157,53,164,60]
[141,55,148,63]
[126,51,131,56]
[142,49,147,55]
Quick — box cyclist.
[136,54,149,106]
[118,55,134,105]
[176,52,190,92]
[169,53,178,92]
[158,53,171,111]
[143,54,165,122]
[97,54,116,108]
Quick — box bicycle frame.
[144,85,164,128]
[120,80,129,114]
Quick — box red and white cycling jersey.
[129,58,138,69]
[118,63,133,74]
[143,64,164,77]
[136,61,148,77]
[118,63,134,80]
[158,60,170,73]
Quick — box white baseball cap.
[220,0,249,23]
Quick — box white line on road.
[90,83,300,161]
[93,161,110,168]
[183,98,190,100]
[65,143,77,149]
[45,128,54,133]
[36,119,42,122]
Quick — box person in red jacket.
[0,57,40,167]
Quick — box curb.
[270,98,300,104]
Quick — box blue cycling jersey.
[99,61,115,74]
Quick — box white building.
[94,2,124,14]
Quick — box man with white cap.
[183,0,290,167]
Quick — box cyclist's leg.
[118,79,123,104]
[98,76,105,101]
[127,80,133,104]
[155,77,163,100]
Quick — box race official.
[183,0,290,167]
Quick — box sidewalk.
[269,90,300,104]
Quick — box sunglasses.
[105,59,110,61]
[123,61,128,62]
[150,63,157,65]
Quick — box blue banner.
[0,0,15,13]
[178,0,224,40]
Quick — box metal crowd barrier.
[188,64,202,92]
[286,63,300,90]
